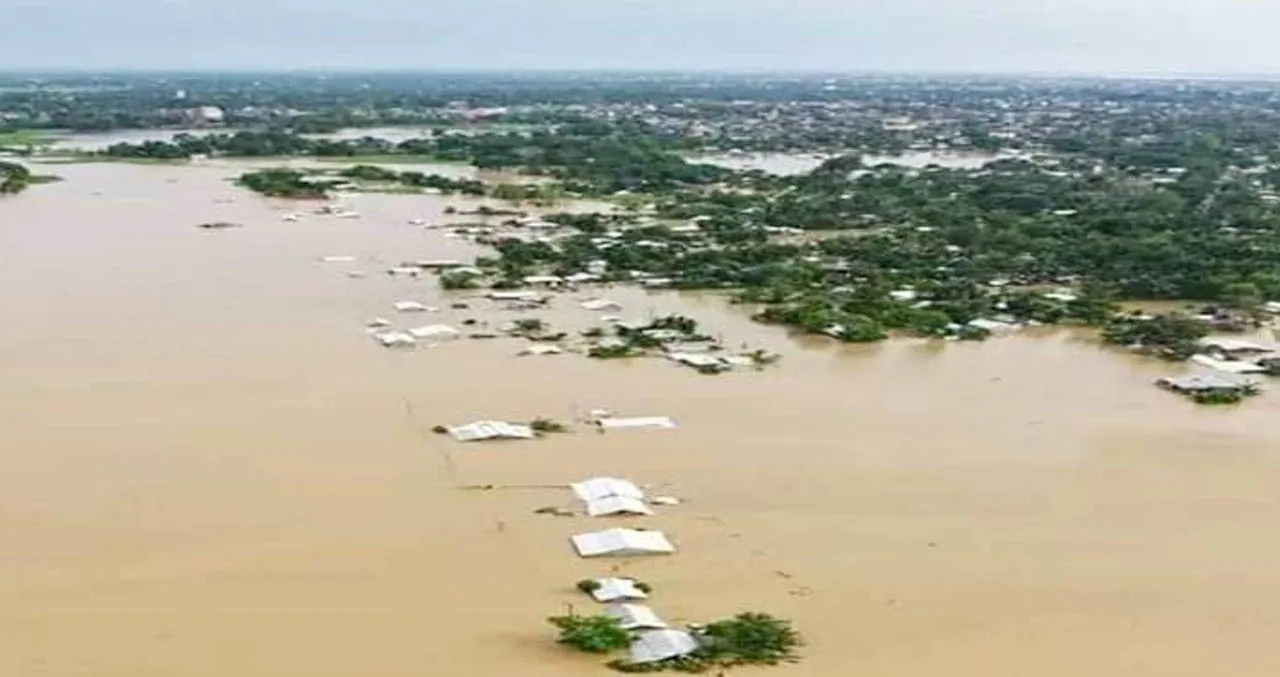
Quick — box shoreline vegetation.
[0,160,59,194]
[8,74,1280,392]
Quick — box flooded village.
[5,74,1280,677]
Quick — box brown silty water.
[3,161,1280,677]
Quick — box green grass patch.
[34,153,190,166]
[0,129,56,147]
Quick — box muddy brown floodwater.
[3,162,1280,677]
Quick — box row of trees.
[236,166,486,198]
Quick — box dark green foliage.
[696,613,802,667]
[0,161,32,194]
[529,417,569,434]
[548,614,632,654]
[440,270,480,290]
[511,318,546,335]
[1192,390,1249,405]
[236,169,332,198]
[1102,313,1209,360]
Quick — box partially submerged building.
[448,420,536,442]
[1190,354,1266,375]
[586,496,654,517]
[597,417,677,431]
[606,603,668,630]
[1197,337,1275,360]
[571,477,645,502]
[585,577,649,603]
[571,528,675,557]
[408,324,460,341]
[1157,372,1261,395]
[628,629,699,665]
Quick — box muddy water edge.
[3,161,1280,677]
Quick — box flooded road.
[3,163,1280,677]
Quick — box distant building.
[184,106,225,126]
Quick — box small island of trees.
[548,611,802,673]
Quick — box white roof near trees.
[587,577,649,603]
[520,344,563,356]
[628,629,699,664]
[969,318,1019,332]
[598,416,677,431]
[448,420,536,442]
[572,477,645,501]
[393,301,428,312]
[586,496,655,517]
[1191,354,1267,374]
[1198,338,1275,353]
[667,352,723,368]
[571,528,675,557]
[606,603,668,630]
[1158,372,1260,392]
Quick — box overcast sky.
[4,0,1280,74]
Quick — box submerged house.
[372,331,416,348]
[1190,354,1266,375]
[628,629,700,665]
[407,324,460,341]
[597,417,677,431]
[1197,337,1275,359]
[447,420,536,442]
[1157,372,1261,395]
[585,577,649,603]
[571,528,675,557]
[606,604,668,630]
[586,496,654,517]
[571,477,645,502]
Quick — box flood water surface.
[3,163,1280,677]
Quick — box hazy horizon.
[5,0,1280,75]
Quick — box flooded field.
[4,162,1280,677]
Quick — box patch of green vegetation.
[0,129,55,148]
[236,169,332,198]
[1102,313,1209,360]
[0,161,32,194]
[588,343,641,359]
[529,417,569,434]
[605,613,803,674]
[440,270,481,290]
[548,614,632,654]
[1192,390,1251,405]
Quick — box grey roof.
[1158,372,1260,392]
[628,629,699,664]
